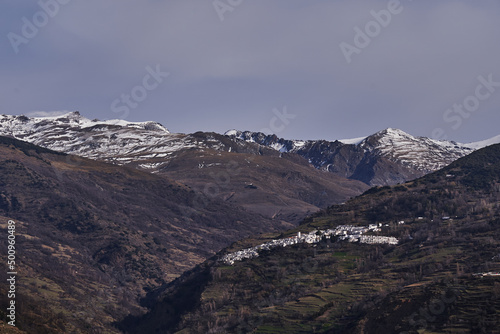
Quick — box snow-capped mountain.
[225,128,499,185]
[463,134,500,150]
[0,112,498,186]
[0,112,228,168]
[359,128,474,172]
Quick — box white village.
[221,224,399,265]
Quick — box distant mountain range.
[1,112,499,187]
[225,128,500,185]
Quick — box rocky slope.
[226,128,498,185]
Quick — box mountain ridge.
[225,127,499,185]
[2,112,499,186]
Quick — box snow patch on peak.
[464,134,500,150]
[0,112,183,167]
[27,110,79,119]
[338,136,367,145]
[224,129,241,137]
[377,128,414,139]
[88,119,170,133]
[359,127,475,172]
[1,112,171,134]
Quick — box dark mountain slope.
[0,136,287,333]
[154,144,368,224]
[125,144,500,333]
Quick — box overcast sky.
[1,0,499,143]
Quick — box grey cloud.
[1,0,499,143]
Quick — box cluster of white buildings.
[358,235,398,245]
[473,272,500,277]
[221,224,399,265]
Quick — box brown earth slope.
[0,136,287,332]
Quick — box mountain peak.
[376,127,413,138]
[27,110,83,121]
[0,112,176,165]
[359,128,414,148]
[1,112,170,134]
[65,110,81,118]
[224,129,241,137]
